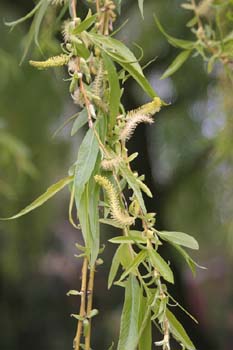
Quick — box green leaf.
[74,43,91,60]
[1,176,73,220]
[118,250,147,282]
[166,309,196,350]
[108,244,133,289]
[114,0,122,13]
[109,235,147,244]
[72,14,97,35]
[154,14,195,50]
[77,184,92,258]
[161,50,191,79]
[4,0,43,27]
[138,0,144,18]
[148,249,174,283]
[186,16,198,28]
[102,53,121,130]
[108,245,122,289]
[137,179,153,198]
[88,32,158,98]
[74,122,99,207]
[120,165,146,214]
[53,112,79,138]
[107,342,114,350]
[88,33,142,72]
[157,230,199,250]
[20,19,36,64]
[109,237,136,244]
[138,296,151,350]
[117,59,157,98]
[88,172,101,266]
[100,218,124,229]
[71,314,84,321]
[67,290,81,296]
[88,309,99,318]
[71,109,88,136]
[117,276,141,350]
[171,243,205,276]
[34,0,50,47]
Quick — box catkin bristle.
[95,175,134,227]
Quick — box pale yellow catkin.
[94,175,135,226]
[120,97,162,142]
[101,156,122,170]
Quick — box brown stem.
[71,0,77,18]
[73,257,88,350]
[96,0,100,13]
[85,268,95,350]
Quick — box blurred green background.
[1,1,233,349]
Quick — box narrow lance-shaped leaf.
[138,295,152,350]
[166,309,196,350]
[108,243,134,289]
[74,121,99,207]
[171,243,206,276]
[109,235,147,244]
[148,249,174,284]
[154,14,195,50]
[34,0,50,47]
[77,184,91,258]
[161,50,191,79]
[72,14,97,35]
[118,250,147,282]
[88,166,101,266]
[108,244,123,289]
[120,165,147,214]
[102,53,121,130]
[157,230,199,250]
[138,0,144,19]
[4,0,43,27]
[117,276,141,350]
[1,176,73,220]
[88,32,158,98]
[71,108,88,136]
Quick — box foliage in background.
[1,0,205,349]
[155,0,233,79]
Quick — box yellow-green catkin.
[94,175,135,226]
[29,54,70,69]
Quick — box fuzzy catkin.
[120,97,162,142]
[94,175,134,226]
[101,157,122,170]
[29,54,70,69]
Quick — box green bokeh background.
[1,1,233,349]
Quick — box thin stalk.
[85,268,95,350]
[71,0,77,18]
[96,0,100,13]
[73,257,88,350]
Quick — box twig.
[85,268,95,350]
[71,0,77,19]
[73,257,88,350]
[96,0,100,13]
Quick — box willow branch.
[73,257,88,350]
[85,268,95,350]
[71,0,77,19]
